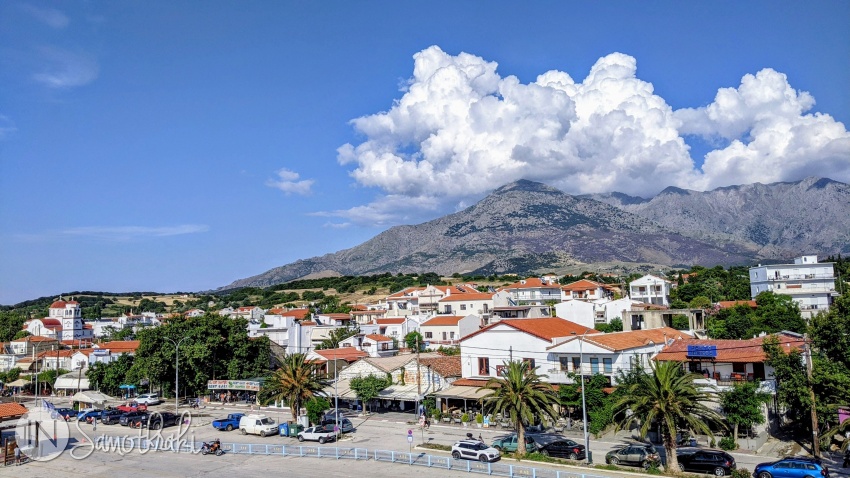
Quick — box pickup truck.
[212,413,245,431]
[117,401,148,413]
[297,425,337,444]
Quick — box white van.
[238,414,277,437]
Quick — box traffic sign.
[407,435,413,443]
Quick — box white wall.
[553,301,595,329]
[460,325,553,381]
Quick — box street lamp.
[164,336,190,411]
[572,330,592,464]
[31,339,53,404]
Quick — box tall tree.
[614,361,725,472]
[261,353,326,421]
[720,381,770,449]
[478,360,559,455]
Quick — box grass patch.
[418,442,451,452]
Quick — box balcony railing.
[766,273,835,281]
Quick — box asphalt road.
[6,400,845,478]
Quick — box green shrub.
[731,468,751,478]
[719,435,737,450]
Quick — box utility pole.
[415,335,422,417]
[804,335,820,458]
[509,346,512,362]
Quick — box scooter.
[200,439,224,456]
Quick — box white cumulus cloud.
[266,168,315,196]
[331,46,850,226]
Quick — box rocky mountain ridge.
[219,178,850,291]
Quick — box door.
[461,443,476,459]
[689,452,711,473]
[753,363,766,380]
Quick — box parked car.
[451,439,501,463]
[297,426,337,444]
[52,408,77,421]
[145,412,181,429]
[536,438,586,460]
[753,457,830,478]
[212,413,245,431]
[117,401,147,413]
[319,417,355,434]
[135,393,162,406]
[120,411,149,427]
[99,409,126,425]
[238,414,277,437]
[77,409,103,422]
[605,443,661,469]
[491,434,538,453]
[676,448,736,476]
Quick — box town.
[1,254,849,477]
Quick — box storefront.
[206,378,264,404]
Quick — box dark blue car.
[77,409,103,422]
[753,457,830,478]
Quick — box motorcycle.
[200,439,224,456]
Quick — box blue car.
[52,408,77,421]
[77,409,103,422]
[753,457,830,478]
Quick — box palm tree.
[478,360,559,455]
[262,353,326,421]
[614,361,726,472]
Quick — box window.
[460,304,467,311]
[496,365,506,376]
[450,331,455,339]
[603,358,612,373]
[572,357,580,372]
[732,363,746,373]
[523,358,535,369]
[478,357,490,376]
[424,332,433,339]
[590,358,599,374]
[442,332,447,340]
[559,357,570,371]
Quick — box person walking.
[14,444,21,466]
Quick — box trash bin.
[587,451,593,464]
[279,423,289,437]
[288,424,304,437]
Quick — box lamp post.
[31,340,53,405]
[574,330,592,464]
[164,336,190,412]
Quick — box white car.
[135,393,162,405]
[297,426,337,444]
[451,439,501,463]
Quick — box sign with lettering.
[206,379,261,391]
[686,345,717,359]
[92,349,109,356]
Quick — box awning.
[6,378,28,387]
[322,379,357,399]
[71,390,115,405]
[434,385,493,400]
[377,384,420,401]
[54,372,90,390]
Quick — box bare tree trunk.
[733,423,739,450]
[517,422,527,455]
[665,420,679,473]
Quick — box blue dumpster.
[279,423,289,437]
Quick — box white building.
[22,299,94,341]
[629,275,672,307]
[546,327,691,385]
[420,314,480,347]
[459,317,595,382]
[499,277,563,306]
[749,255,837,319]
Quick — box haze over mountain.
[221,177,850,291]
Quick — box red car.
[116,401,148,413]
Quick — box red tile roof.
[365,334,393,342]
[314,347,368,362]
[322,313,352,320]
[420,355,462,377]
[375,318,405,325]
[12,336,57,343]
[551,327,691,352]
[716,300,757,309]
[96,340,141,353]
[50,300,78,308]
[655,334,805,363]
[561,279,606,291]
[452,378,491,387]
[0,403,28,420]
[422,315,466,327]
[281,308,311,319]
[462,317,597,343]
[500,278,560,290]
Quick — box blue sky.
[1,1,849,305]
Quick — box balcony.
[766,273,835,281]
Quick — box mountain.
[588,177,850,258]
[223,180,761,290]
